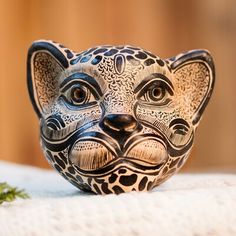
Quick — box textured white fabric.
[0,161,236,236]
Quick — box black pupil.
[71,87,86,103]
[151,87,163,99]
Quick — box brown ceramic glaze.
[27,40,215,194]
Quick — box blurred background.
[0,0,235,171]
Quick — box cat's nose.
[100,114,138,133]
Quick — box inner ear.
[169,50,215,125]
[27,41,69,118]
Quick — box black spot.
[147,181,154,191]
[93,184,102,194]
[65,49,73,59]
[127,46,140,50]
[54,164,63,173]
[76,175,83,183]
[58,152,68,164]
[112,185,124,194]
[68,166,75,174]
[135,51,147,60]
[162,166,168,174]
[120,49,134,54]
[94,178,105,184]
[70,55,82,65]
[87,177,92,186]
[101,182,112,194]
[80,54,92,63]
[156,59,165,66]
[138,176,148,191]
[119,174,138,186]
[54,155,66,169]
[115,55,125,74]
[144,50,156,58]
[126,55,140,66]
[83,47,98,56]
[118,169,127,174]
[109,173,118,184]
[65,172,75,179]
[91,55,103,65]
[104,49,118,56]
[58,44,65,48]
[93,48,108,55]
[169,158,180,169]
[144,58,155,66]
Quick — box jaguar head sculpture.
[27,40,215,194]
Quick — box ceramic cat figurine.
[27,40,215,194]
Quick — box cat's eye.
[61,84,96,108]
[71,86,88,104]
[138,80,173,106]
[147,86,165,102]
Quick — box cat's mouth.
[69,138,168,171]
[41,126,193,173]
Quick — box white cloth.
[0,161,235,236]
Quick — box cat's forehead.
[66,45,167,68]
[60,45,170,87]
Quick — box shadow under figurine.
[27,40,215,194]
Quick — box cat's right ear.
[27,40,69,118]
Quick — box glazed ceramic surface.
[27,40,215,194]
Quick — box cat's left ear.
[27,40,70,118]
[168,50,215,125]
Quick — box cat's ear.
[27,40,70,118]
[168,50,215,125]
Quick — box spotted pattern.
[28,40,215,195]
